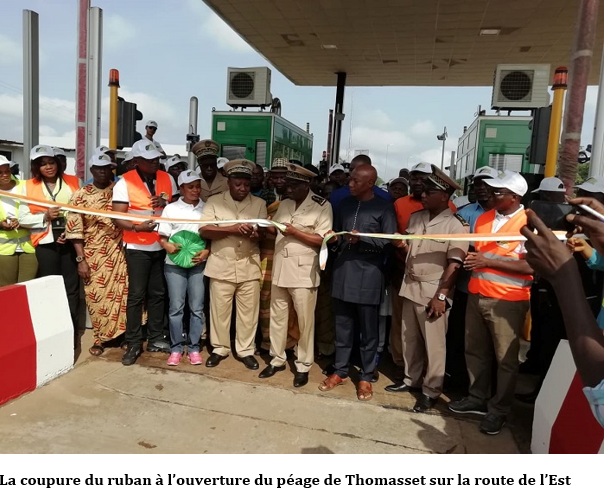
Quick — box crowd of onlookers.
[0,120,602,434]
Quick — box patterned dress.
[65,184,128,344]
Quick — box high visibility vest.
[121,170,173,246]
[0,182,35,255]
[468,208,533,301]
[25,177,80,247]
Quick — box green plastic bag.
[167,230,206,268]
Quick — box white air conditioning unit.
[226,67,272,108]
[491,64,551,110]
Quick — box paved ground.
[0,330,534,454]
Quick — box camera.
[529,201,576,232]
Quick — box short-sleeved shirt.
[112,171,178,251]
[399,208,469,304]
[158,198,205,266]
[492,206,527,256]
[37,178,78,246]
[272,191,333,288]
[201,191,267,283]
[143,136,164,154]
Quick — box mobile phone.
[529,201,576,232]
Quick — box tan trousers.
[389,269,405,368]
[402,298,448,399]
[269,284,318,373]
[465,293,529,416]
[209,278,259,357]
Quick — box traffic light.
[117,97,143,149]
[528,105,552,166]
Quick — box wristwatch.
[75,256,85,263]
[437,293,447,301]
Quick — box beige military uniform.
[269,191,333,372]
[200,172,229,202]
[202,191,268,357]
[399,208,469,398]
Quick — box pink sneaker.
[188,351,203,365]
[167,352,182,366]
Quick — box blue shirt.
[455,202,489,294]
[330,185,391,216]
[582,248,604,426]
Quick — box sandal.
[318,374,346,392]
[357,381,373,401]
[89,344,105,356]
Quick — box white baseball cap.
[165,155,188,171]
[473,166,500,180]
[453,195,470,209]
[30,145,56,160]
[0,155,11,167]
[532,177,565,193]
[483,170,528,197]
[178,170,202,186]
[145,120,158,128]
[410,161,433,174]
[123,151,133,163]
[329,164,345,174]
[88,153,115,168]
[576,175,604,193]
[217,157,229,170]
[93,145,116,156]
[53,147,66,158]
[131,139,163,160]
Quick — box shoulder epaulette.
[311,194,327,206]
[454,213,469,226]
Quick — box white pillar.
[22,10,39,180]
[590,52,604,177]
[85,7,102,183]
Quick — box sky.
[0,0,599,181]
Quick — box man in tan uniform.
[199,159,268,370]
[396,165,469,412]
[192,139,229,202]
[258,164,333,387]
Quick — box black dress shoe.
[414,394,437,413]
[371,370,380,383]
[293,371,309,387]
[241,355,259,370]
[206,353,227,367]
[122,345,142,366]
[259,364,286,378]
[147,339,171,353]
[322,364,336,376]
[384,382,421,393]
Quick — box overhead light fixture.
[479,28,501,36]
[321,44,338,50]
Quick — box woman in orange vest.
[26,145,81,332]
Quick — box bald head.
[349,164,376,198]
[350,154,372,171]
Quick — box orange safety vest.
[468,208,533,302]
[25,176,80,247]
[121,169,173,246]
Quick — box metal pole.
[440,127,447,171]
[23,10,39,180]
[75,0,90,180]
[544,67,568,177]
[331,72,346,166]
[187,96,199,170]
[108,69,119,150]
[558,0,600,193]
[326,109,333,166]
[590,53,604,177]
[450,151,456,179]
[85,6,102,182]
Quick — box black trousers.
[445,290,470,390]
[125,249,166,347]
[36,241,80,330]
[333,298,379,382]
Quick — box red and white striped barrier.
[0,276,74,406]
[532,340,604,454]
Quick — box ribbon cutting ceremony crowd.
[0,119,603,436]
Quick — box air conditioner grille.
[230,72,255,99]
[499,71,533,101]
